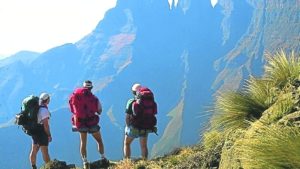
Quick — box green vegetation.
[238,123,300,169]
[111,145,218,169]
[209,50,300,169]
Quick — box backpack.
[15,95,43,136]
[131,87,157,130]
[69,87,99,128]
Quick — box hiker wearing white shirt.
[29,93,51,169]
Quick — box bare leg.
[79,132,88,160]
[91,131,104,155]
[123,135,134,159]
[139,136,148,160]
[40,146,50,163]
[29,144,39,166]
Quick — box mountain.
[213,0,300,91]
[0,50,39,68]
[1,0,298,168]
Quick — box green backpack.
[15,95,43,136]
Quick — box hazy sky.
[0,0,117,57]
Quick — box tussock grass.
[237,124,300,169]
[244,77,277,107]
[212,91,264,133]
[208,50,300,168]
[113,159,135,169]
[202,130,224,151]
[261,92,296,124]
[112,146,211,169]
[211,50,300,134]
[264,50,300,88]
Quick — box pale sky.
[0,0,117,58]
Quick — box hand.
[48,135,52,142]
[125,125,130,133]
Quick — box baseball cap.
[83,80,93,88]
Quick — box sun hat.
[131,83,141,92]
[40,92,50,101]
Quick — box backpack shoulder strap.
[125,98,135,115]
[39,105,48,109]
[74,87,86,95]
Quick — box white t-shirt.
[38,106,50,124]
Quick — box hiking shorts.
[125,126,149,138]
[32,131,49,146]
[72,125,100,134]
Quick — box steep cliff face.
[2,0,289,168]
[0,1,221,167]
[213,0,300,91]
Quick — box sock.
[83,157,88,163]
[101,154,106,159]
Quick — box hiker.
[69,80,108,169]
[29,92,52,169]
[123,83,157,160]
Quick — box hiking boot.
[32,165,37,169]
[83,161,90,169]
[100,157,109,166]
